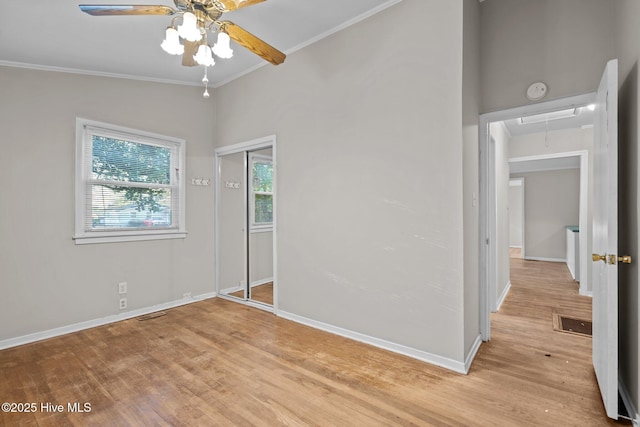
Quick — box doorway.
[480,60,623,421]
[508,152,588,290]
[215,135,277,311]
[479,93,595,340]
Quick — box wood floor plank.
[0,258,630,426]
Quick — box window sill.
[73,231,187,245]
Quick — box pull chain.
[544,116,549,147]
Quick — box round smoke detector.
[526,82,547,101]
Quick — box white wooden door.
[591,58,619,420]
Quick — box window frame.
[248,152,273,232]
[74,118,187,245]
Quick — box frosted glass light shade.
[177,12,202,42]
[160,27,184,55]
[212,32,233,59]
[194,45,215,67]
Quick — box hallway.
[472,257,624,425]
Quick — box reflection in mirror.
[249,230,273,305]
[217,151,247,301]
[248,148,274,306]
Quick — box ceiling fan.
[79,1,286,93]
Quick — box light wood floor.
[0,260,629,426]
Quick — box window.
[249,153,273,230]
[74,118,186,244]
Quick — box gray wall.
[480,0,614,113]
[613,0,640,414]
[509,180,524,248]
[215,0,471,363]
[0,66,216,342]
[509,128,594,159]
[489,122,511,310]
[511,169,580,261]
[462,0,481,360]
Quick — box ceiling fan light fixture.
[177,12,202,42]
[160,27,184,55]
[194,44,215,67]
[212,32,233,59]
[79,1,287,99]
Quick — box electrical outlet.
[183,292,192,299]
[119,298,127,310]
[118,282,127,295]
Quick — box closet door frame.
[215,135,277,312]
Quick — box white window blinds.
[75,119,186,244]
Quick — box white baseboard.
[579,281,590,297]
[619,375,640,426]
[0,291,217,351]
[496,281,511,311]
[465,335,482,373]
[523,256,566,263]
[276,309,470,374]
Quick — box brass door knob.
[619,255,633,264]
[592,253,632,264]
[592,253,606,262]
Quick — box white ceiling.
[0,0,400,87]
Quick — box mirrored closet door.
[247,150,274,305]
[215,136,275,309]
[216,151,247,300]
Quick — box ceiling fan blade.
[79,5,176,16]
[221,21,285,66]
[215,0,266,12]
[182,40,199,67]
